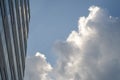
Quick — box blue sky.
[24,0,120,80]
[27,0,120,65]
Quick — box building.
[0,0,30,80]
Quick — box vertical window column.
[0,69,2,80]
[0,1,12,80]
[1,0,19,80]
[9,0,23,79]
[20,0,27,56]
[15,0,25,76]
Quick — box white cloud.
[53,6,120,80]
[24,6,120,80]
[24,52,52,80]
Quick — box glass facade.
[0,0,30,80]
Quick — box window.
[0,2,11,80]
[0,68,2,80]
[3,68,7,80]
[0,68,8,80]
[11,66,15,80]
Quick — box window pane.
[0,69,2,80]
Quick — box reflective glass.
[0,69,2,80]
[0,2,12,80]
[4,0,19,80]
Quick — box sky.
[27,0,120,65]
[25,0,120,80]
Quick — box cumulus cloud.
[24,52,52,80]
[24,6,120,80]
[53,6,120,80]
